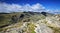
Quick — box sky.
[0,0,60,13]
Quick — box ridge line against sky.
[0,0,60,13]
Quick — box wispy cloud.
[0,3,47,13]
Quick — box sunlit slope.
[0,12,54,33]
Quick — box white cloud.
[0,3,46,13]
[31,3,45,10]
[46,9,60,14]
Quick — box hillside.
[0,12,60,33]
[0,12,48,27]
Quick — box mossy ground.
[26,22,36,33]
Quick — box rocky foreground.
[0,12,60,33]
[0,15,60,33]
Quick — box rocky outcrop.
[11,15,19,23]
[35,23,53,33]
[41,12,47,16]
[0,12,60,33]
[46,17,60,28]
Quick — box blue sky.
[0,0,60,13]
[0,0,60,10]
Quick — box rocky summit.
[0,12,60,33]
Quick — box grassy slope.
[0,12,50,32]
[0,12,22,26]
[0,12,54,27]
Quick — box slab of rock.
[46,17,60,28]
[35,23,54,33]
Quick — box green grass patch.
[27,22,36,33]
